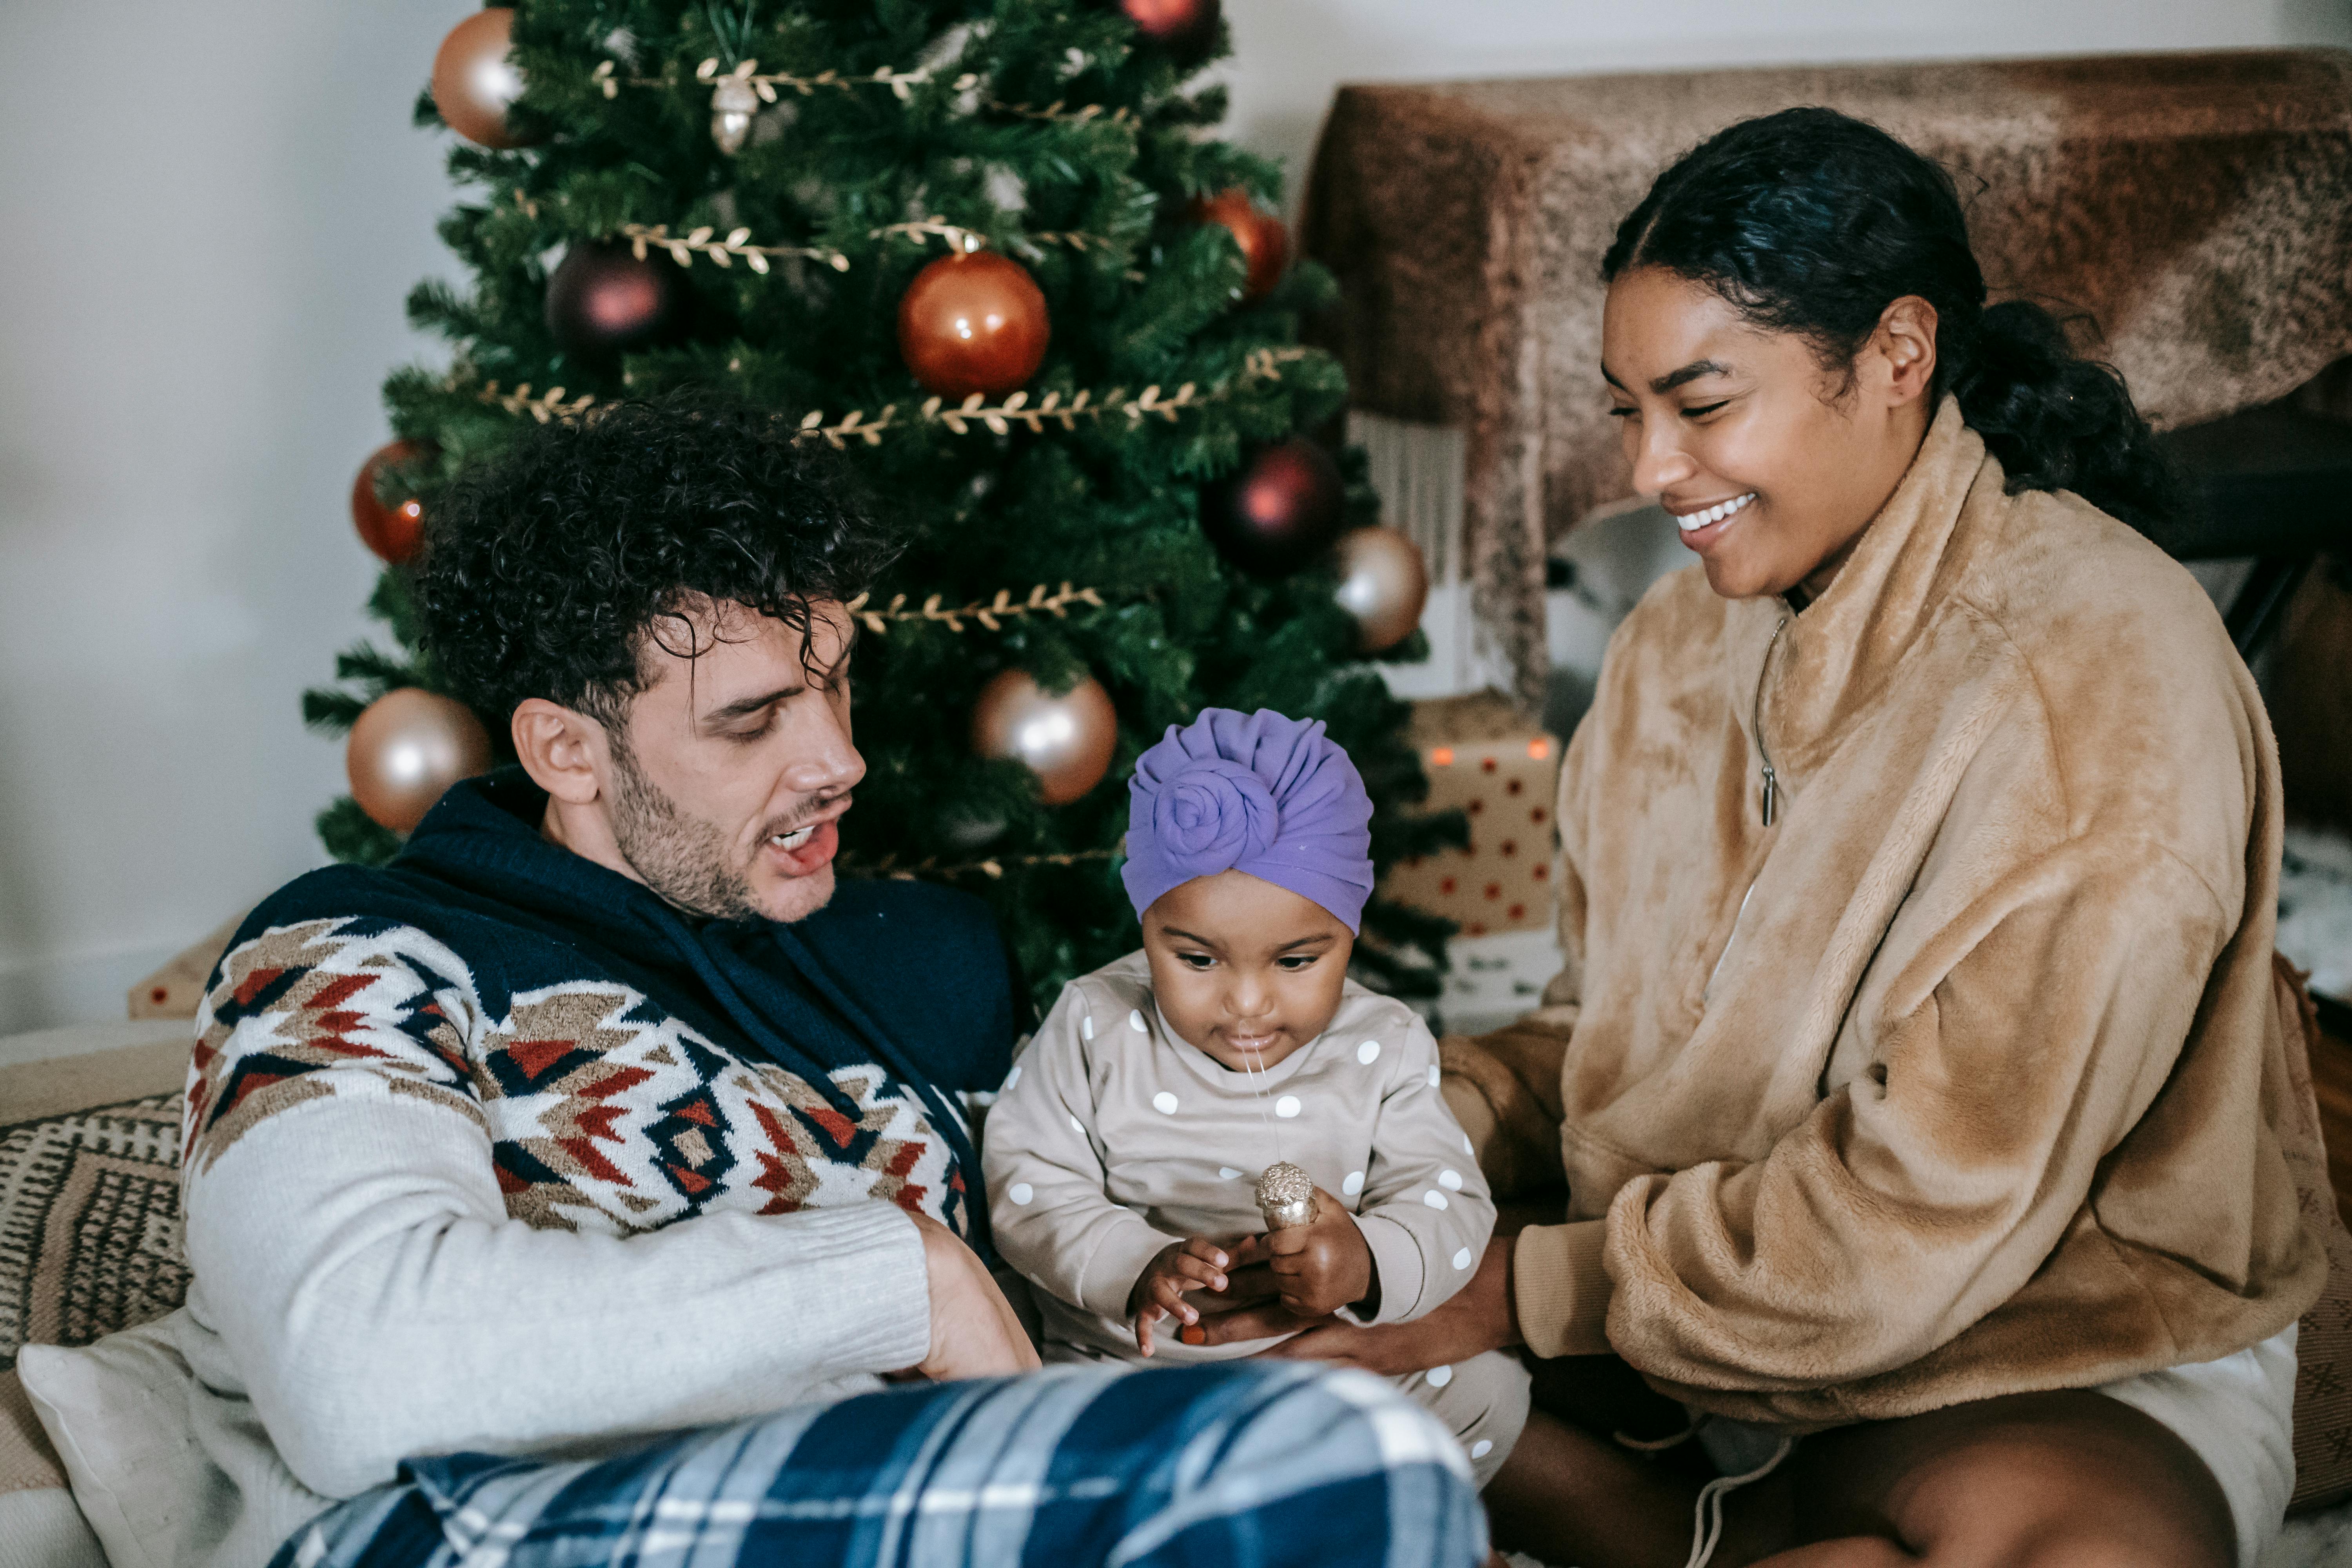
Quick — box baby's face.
[1140,870,1354,1073]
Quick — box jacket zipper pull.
[1760,765,1777,828]
[1753,613,1789,829]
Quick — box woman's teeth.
[770,826,815,851]
[1674,491,1757,533]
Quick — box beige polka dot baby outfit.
[984,950,1529,1482]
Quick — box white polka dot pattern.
[1423,1190,1449,1210]
[1471,1440,1492,1459]
[1426,1064,1442,1087]
[1009,1183,1034,1205]
[1275,1096,1301,1118]
[1152,1091,1179,1114]
[1462,1132,1474,1154]
[1342,1171,1365,1196]
[1003,1064,1022,1090]
[1082,1015,1094,1041]
[1219,1167,1241,1180]
[1439,1169,1463,1190]
[1069,1113,1085,1133]
[1427,1364,1453,1388]
[1453,1247,1474,1270]
[1129,1010,1148,1033]
[1357,1040,1381,1064]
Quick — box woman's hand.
[1127,1237,1233,1356]
[904,1210,1041,1381]
[1191,1236,1523,1368]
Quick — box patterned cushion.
[0,1091,189,1373]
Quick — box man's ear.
[512,699,608,805]
[1871,294,1940,407]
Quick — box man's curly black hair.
[414,395,902,728]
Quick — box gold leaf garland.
[615,217,1117,275]
[844,581,1105,635]
[592,56,1138,127]
[477,381,598,422]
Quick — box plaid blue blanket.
[273,1360,1484,1568]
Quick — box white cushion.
[0,1488,107,1568]
[16,1318,220,1568]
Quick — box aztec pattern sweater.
[174,771,1019,1507]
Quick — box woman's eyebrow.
[1652,358,1733,393]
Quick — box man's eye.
[726,716,775,744]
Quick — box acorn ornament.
[1255,1162,1318,1230]
[710,74,759,154]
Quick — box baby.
[985,707,1530,1485]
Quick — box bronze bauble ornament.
[351,439,436,566]
[430,9,538,150]
[1255,1161,1319,1230]
[1205,439,1347,580]
[347,689,493,834]
[970,670,1118,806]
[1192,189,1288,302]
[1118,0,1221,63]
[898,250,1051,400]
[545,241,685,359]
[1331,525,1430,652]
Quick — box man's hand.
[904,1211,1040,1382]
[1126,1237,1232,1356]
[1261,1185,1374,1318]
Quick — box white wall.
[1219,0,2352,214]
[0,0,2345,1032]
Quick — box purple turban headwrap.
[1120,708,1375,933]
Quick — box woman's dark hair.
[415,393,903,725]
[1602,106,2183,539]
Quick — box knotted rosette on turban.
[1120,708,1375,932]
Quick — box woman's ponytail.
[1947,299,2184,541]
[1604,108,2187,541]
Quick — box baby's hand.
[1263,1185,1376,1318]
[1127,1237,1231,1357]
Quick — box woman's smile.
[1669,489,1759,549]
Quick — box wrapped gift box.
[1381,692,1560,938]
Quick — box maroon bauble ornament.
[1118,0,1221,62]
[545,241,685,358]
[347,689,493,834]
[1331,525,1430,652]
[351,439,436,566]
[1205,439,1347,579]
[431,9,539,150]
[898,250,1051,400]
[970,669,1118,806]
[1192,189,1288,301]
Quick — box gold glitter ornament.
[1255,1161,1318,1230]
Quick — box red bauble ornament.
[1193,189,1288,301]
[1205,439,1347,579]
[970,669,1119,806]
[351,440,435,565]
[1118,0,1221,62]
[430,9,539,150]
[347,689,493,834]
[546,241,685,359]
[898,250,1051,400]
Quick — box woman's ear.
[512,698,607,805]
[1871,294,1940,407]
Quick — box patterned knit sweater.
[174,772,1019,1511]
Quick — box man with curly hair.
[140,399,1484,1568]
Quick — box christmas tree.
[307,0,1460,1013]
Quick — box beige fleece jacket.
[1510,398,2327,1426]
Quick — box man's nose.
[1630,420,1698,497]
[784,701,865,797]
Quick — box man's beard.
[607,738,764,920]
